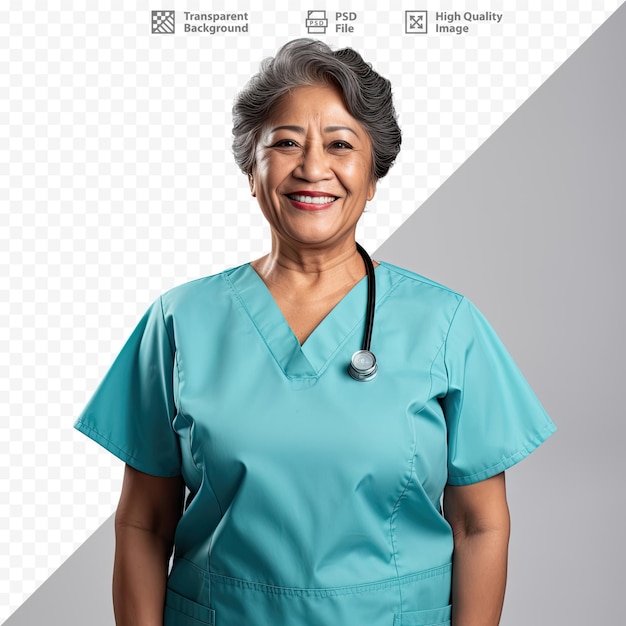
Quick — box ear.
[248,172,256,197]
[366,179,377,202]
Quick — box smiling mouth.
[287,193,338,205]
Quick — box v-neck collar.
[225,262,394,380]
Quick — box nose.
[294,142,332,181]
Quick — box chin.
[288,232,354,250]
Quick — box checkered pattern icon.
[152,10,175,34]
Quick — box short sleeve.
[441,297,556,486]
[74,297,181,477]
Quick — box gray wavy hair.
[232,39,402,181]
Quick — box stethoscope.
[347,243,378,382]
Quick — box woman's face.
[249,83,376,251]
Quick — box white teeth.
[290,194,336,204]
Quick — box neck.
[251,236,369,290]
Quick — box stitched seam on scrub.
[160,295,190,485]
[162,298,225,516]
[441,297,466,466]
[447,420,557,485]
[410,319,449,417]
[159,295,179,423]
[74,420,134,461]
[199,562,453,597]
[389,417,418,610]
[378,262,463,297]
[313,273,407,378]
[221,272,317,381]
[388,319,447,611]
[206,530,214,606]
[159,295,176,365]
[180,399,225,521]
[74,420,179,478]
[164,319,208,504]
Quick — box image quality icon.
[405,11,427,34]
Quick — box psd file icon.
[406,11,427,34]
[306,10,329,34]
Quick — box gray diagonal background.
[377,4,625,623]
[7,3,625,625]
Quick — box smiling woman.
[249,84,376,253]
[74,38,555,626]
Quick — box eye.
[330,140,353,150]
[272,139,299,148]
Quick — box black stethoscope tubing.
[348,243,378,382]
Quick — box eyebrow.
[270,125,359,137]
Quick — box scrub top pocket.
[393,603,452,625]
[164,588,215,626]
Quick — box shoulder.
[377,260,461,296]
[377,260,466,317]
[158,264,249,316]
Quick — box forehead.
[267,83,360,127]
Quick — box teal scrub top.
[75,261,556,626]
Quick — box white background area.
[1,1,622,621]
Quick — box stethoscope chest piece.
[348,349,378,382]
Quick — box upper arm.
[115,464,185,546]
[443,472,510,538]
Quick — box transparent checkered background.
[1,0,621,620]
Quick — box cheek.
[344,161,374,196]
[254,158,285,195]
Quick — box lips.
[288,193,337,205]
[286,191,339,210]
